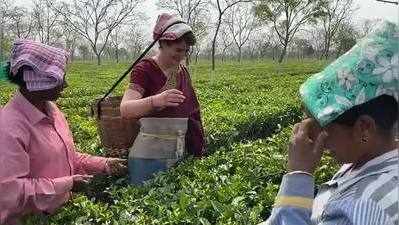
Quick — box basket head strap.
[96,21,187,118]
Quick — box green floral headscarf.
[300,21,399,127]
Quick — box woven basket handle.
[96,21,187,118]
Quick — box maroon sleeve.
[129,61,148,96]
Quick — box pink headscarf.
[10,40,69,91]
[153,13,193,41]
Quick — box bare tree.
[188,20,208,64]
[122,15,148,59]
[31,0,61,44]
[109,26,123,63]
[305,26,325,58]
[334,20,358,57]
[290,37,314,59]
[192,37,207,63]
[109,12,144,63]
[78,44,91,61]
[359,18,383,38]
[59,20,79,61]
[187,20,209,65]
[225,3,258,62]
[255,0,320,63]
[210,0,251,70]
[7,6,34,39]
[125,29,147,58]
[263,30,281,60]
[158,0,208,25]
[0,0,13,60]
[247,29,272,59]
[48,0,141,65]
[218,25,234,61]
[317,0,355,59]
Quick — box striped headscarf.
[10,40,69,91]
[153,13,193,42]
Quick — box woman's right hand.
[71,174,93,192]
[287,118,328,174]
[152,89,186,108]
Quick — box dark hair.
[5,62,26,88]
[333,95,398,133]
[159,31,196,48]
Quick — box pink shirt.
[0,92,109,223]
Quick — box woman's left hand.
[105,158,128,176]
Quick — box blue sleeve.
[259,173,315,225]
[259,174,396,225]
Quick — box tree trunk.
[278,42,288,63]
[115,47,119,63]
[211,16,222,71]
[96,53,101,65]
[238,47,242,62]
[70,49,75,62]
[324,38,331,60]
[46,31,50,45]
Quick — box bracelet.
[287,171,314,177]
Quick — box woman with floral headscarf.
[0,40,127,224]
[258,21,398,225]
[120,13,206,184]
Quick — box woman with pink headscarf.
[120,13,206,185]
[0,40,127,224]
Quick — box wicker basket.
[88,22,185,158]
[91,96,139,158]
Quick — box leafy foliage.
[0,60,338,225]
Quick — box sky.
[15,0,399,37]
[353,0,398,23]
[141,0,399,30]
[16,0,398,22]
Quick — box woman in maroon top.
[120,13,206,184]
